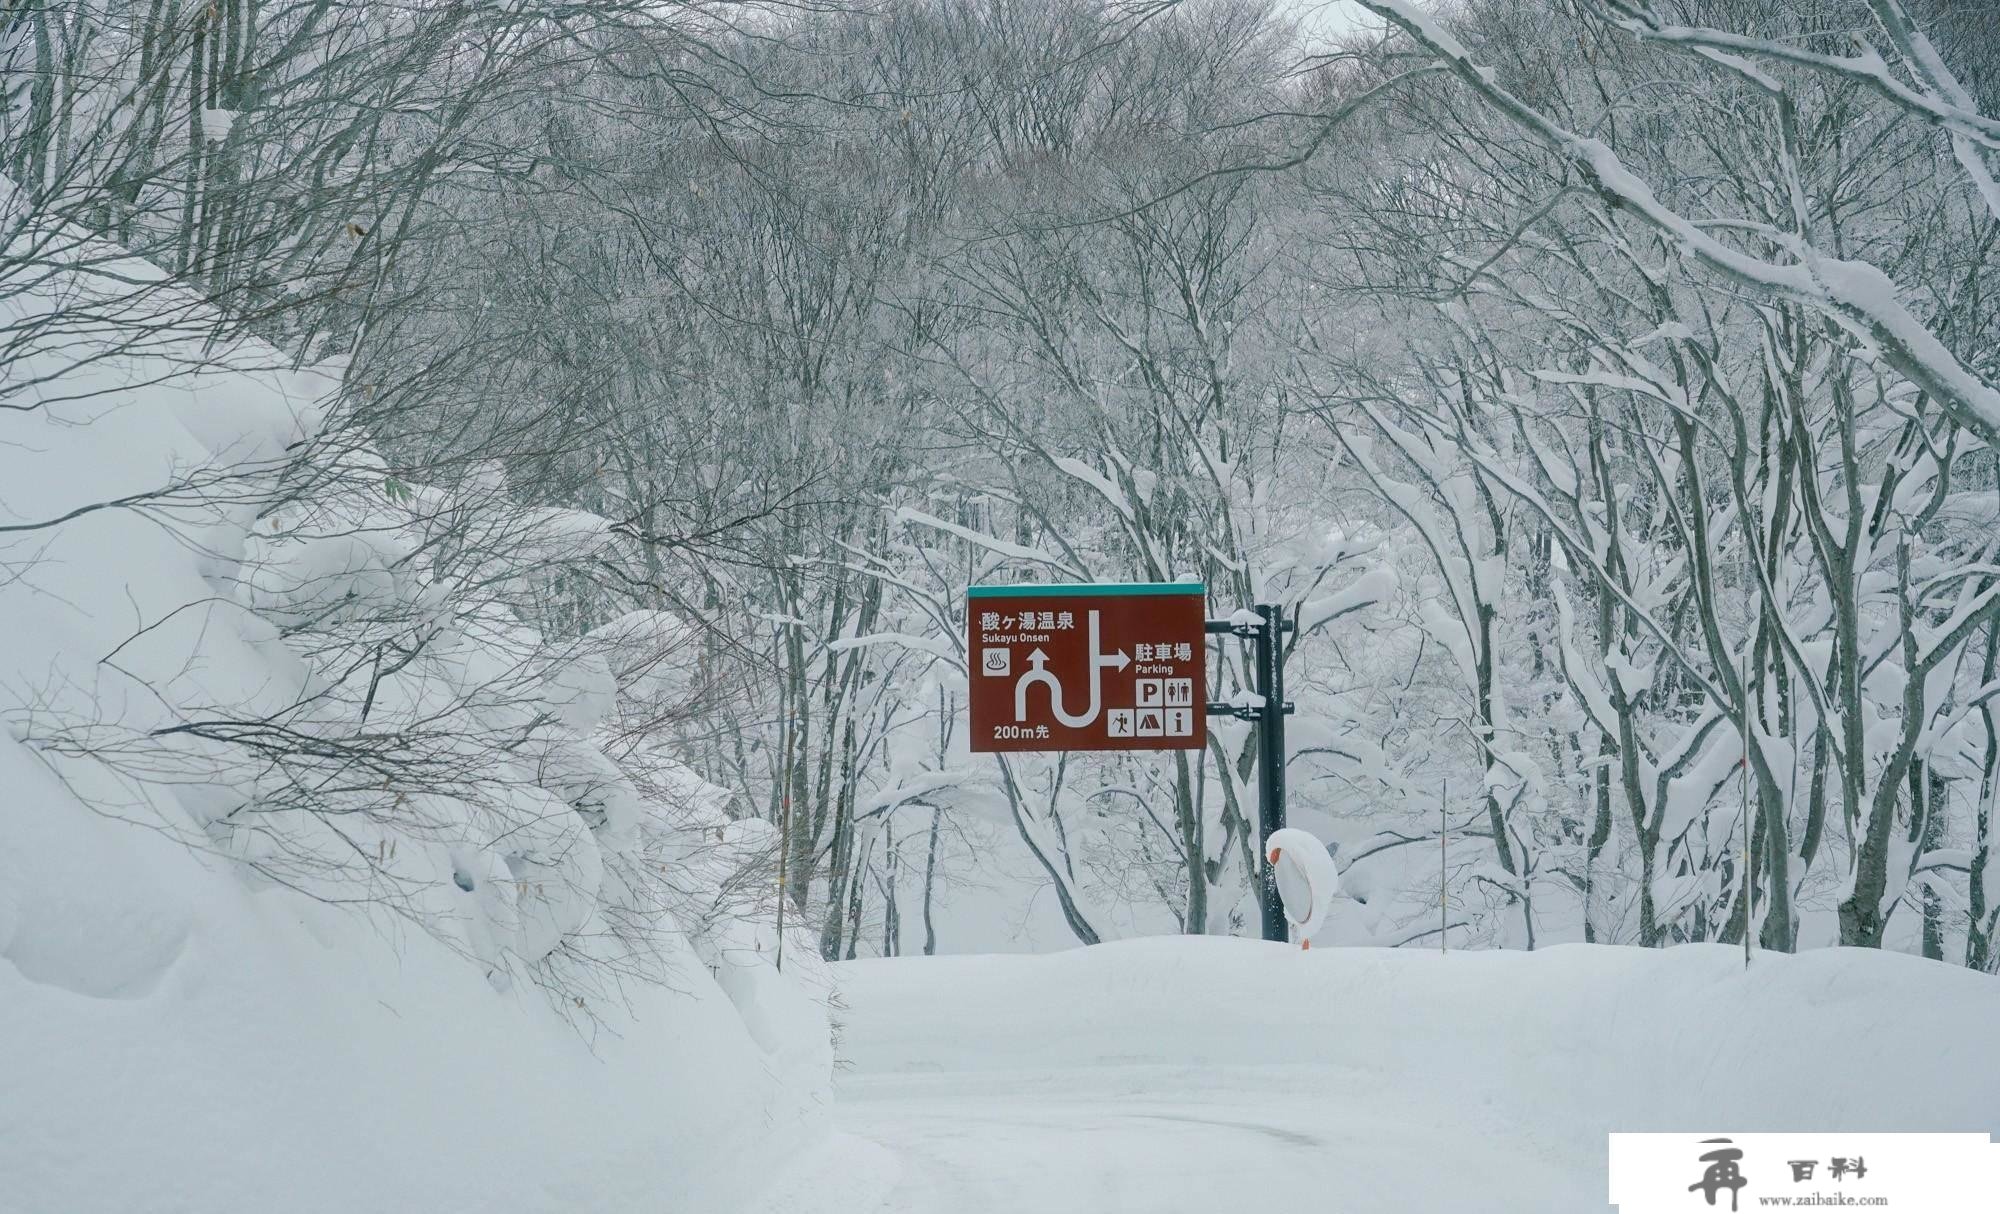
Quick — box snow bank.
[0,191,828,1212]
[837,938,1999,1136]
[0,743,823,1214]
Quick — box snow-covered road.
[794,1066,1594,1213]
[758,938,2000,1213]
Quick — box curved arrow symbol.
[1014,610,1129,729]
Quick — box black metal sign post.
[1206,604,1295,943]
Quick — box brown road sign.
[967,582,1206,752]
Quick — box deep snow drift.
[0,199,829,1213]
[760,937,2000,1212]
[0,805,826,1214]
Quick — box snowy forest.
[7,0,2000,1012]
[10,2,2000,1209]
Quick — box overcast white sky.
[1282,0,1384,49]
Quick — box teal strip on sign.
[967,582,1204,599]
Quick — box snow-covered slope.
[0,198,828,1213]
[0,789,823,1214]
